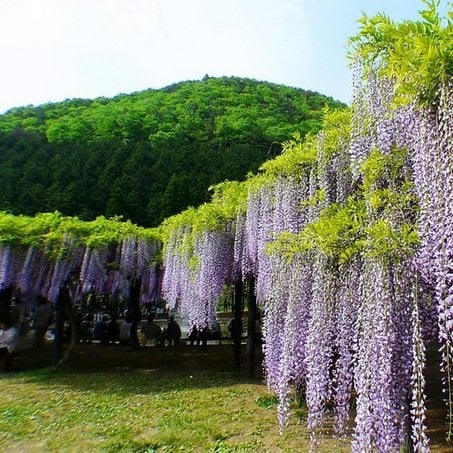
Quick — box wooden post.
[246,276,256,377]
[0,286,14,323]
[53,286,68,365]
[199,326,207,352]
[128,278,142,350]
[233,279,243,369]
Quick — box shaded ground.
[8,340,453,452]
[13,340,257,376]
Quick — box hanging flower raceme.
[0,245,12,290]
[17,246,49,307]
[349,60,376,179]
[161,225,194,311]
[0,245,27,291]
[119,236,138,280]
[161,210,236,330]
[260,253,293,393]
[79,246,109,295]
[254,175,312,305]
[129,238,161,304]
[333,257,361,435]
[273,254,313,432]
[243,187,264,278]
[410,270,430,453]
[255,184,278,304]
[352,258,414,453]
[305,254,337,437]
[233,211,247,279]
[193,229,235,328]
[44,235,84,302]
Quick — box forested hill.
[0,76,344,226]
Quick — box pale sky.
[0,0,449,113]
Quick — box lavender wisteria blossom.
[333,257,361,435]
[0,232,161,310]
[275,255,313,431]
[410,81,453,439]
[162,222,235,329]
[235,63,449,451]
[346,60,453,449]
[0,6,449,450]
[305,255,337,435]
[158,7,451,451]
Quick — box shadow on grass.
[8,343,264,396]
[3,345,452,452]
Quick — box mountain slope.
[0,76,345,226]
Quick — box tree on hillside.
[0,77,344,226]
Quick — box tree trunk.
[56,295,77,367]
[246,276,257,377]
[53,286,68,366]
[233,279,243,369]
[129,278,142,350]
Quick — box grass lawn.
[0,343,350,452]
[0,343,450,452]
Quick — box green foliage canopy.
[349,0,452,106]
[0,211,160,259]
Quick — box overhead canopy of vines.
[0,211,162,307]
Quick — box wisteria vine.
[0,228,161,309]
[0,4,450,452]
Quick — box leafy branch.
[349,0,452,106]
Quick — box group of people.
[74,311,182,348]
[1,292,236,373]
[90,314,129,345]
[141,315,181,347]
[0,295,54,372]
[0,314,18,372]
[74,313,136,346]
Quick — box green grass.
[2,343,451,452]
[0,344,351,452]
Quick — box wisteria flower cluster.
[162,224,235,329]
[0,234,161,309]
[160,64,451,451]
[0,6,450,451]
